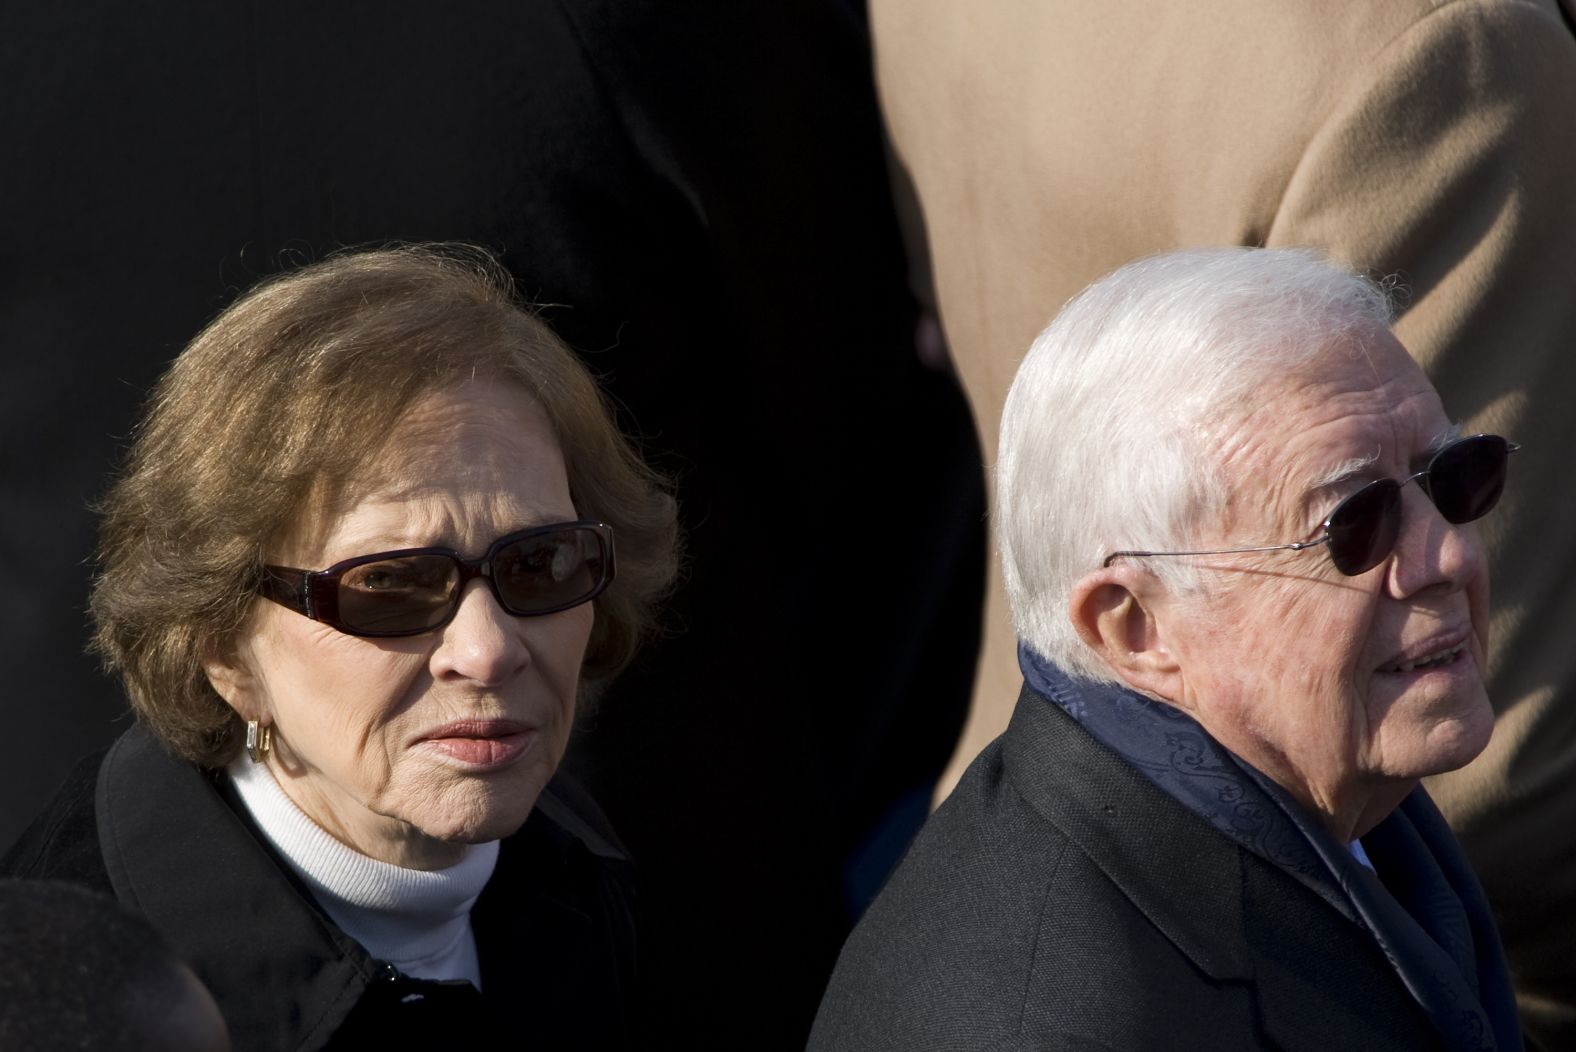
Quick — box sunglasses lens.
[1427,435,1510,524]
[492,526,611,615]
[1325,480,1401,575]
[337,555,460,634]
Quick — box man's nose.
[1385,484,1486,599]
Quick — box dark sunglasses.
[259,520,615,637]
[1103,434,1518,577]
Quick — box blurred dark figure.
[0,880,231,1052]
[0,2,982,1045]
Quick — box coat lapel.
[1004,687,1441,1052]
[1241,856,1445,1052]
[1003,688,1251,982]
[95,724,374,1051]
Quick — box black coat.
[810,686,1467,1051]
[2,723,636,1051]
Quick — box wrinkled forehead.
[1202,330,1447,519]
[1216,328,1438,450]
[270,381,563,561]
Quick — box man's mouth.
[1379,642,1467,675]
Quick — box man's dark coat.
[810,686,1459,1051]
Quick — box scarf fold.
[1019,644,1520,1052]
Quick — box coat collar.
[1000,681,1252,982]
[93,723,630,1051]
[96,725,381,1048]
[1001,684,1445,1052]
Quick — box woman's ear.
[201,642,257,718]
[1068,566,1187,705]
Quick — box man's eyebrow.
[1303,422,1466,496]
[1426,421,1464,456]
[1306,450,1380,494]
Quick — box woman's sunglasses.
[259,520,615,637]
[1103,434,1518,577]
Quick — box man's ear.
[1068,566,1187,704]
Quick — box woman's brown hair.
[91,244,678,766]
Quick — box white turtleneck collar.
[227,755,500,988]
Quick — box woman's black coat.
[2,722,637,1051]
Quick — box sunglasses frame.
[1101,434,1517,577]
[259,519,615,637]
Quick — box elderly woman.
[811,248,1522,1051]
[2,246,677,1047]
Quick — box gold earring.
[245,720,273,764]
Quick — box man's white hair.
[996,246,1394,684]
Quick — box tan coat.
[872,0,1576,1044]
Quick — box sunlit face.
[209,381,592,869]
[1157,330,1493,836]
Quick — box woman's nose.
[430,579,531,686]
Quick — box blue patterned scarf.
[1019,644,1521,1052]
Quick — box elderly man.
[810,248,1522,1051]
[873,5,1576,1040]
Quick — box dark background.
[0,2,983,1045]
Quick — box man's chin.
[1407,697,1496,780]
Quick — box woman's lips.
[414,720,533,768]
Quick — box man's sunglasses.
[1103,434,1517,577]
[259,520,615,637]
